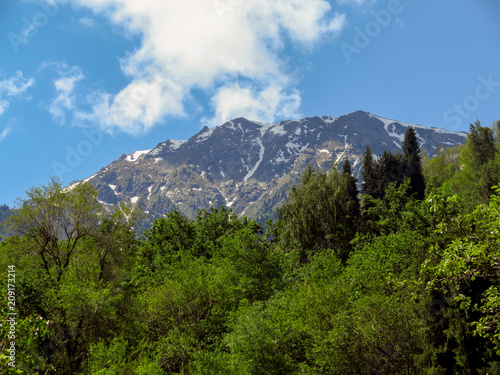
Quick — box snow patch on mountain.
[83,173,97,182]
[285,141,309,157]
[286,141,301,154]
[370,114,467,138]
[339,134,350,148]
[269,125,287,136]
[431,127,467,136]
[272,149,289,164]
[256,121,278,137]
[126,150,151,162]
[63,182,79,192]
[244,138,265,182]
[321,116,337,124]
[335,151,346,164]
[169,140,186,150]
[196,127,214,142]
[148,140,186,157]
[369,114,406,143]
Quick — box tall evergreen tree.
[402,126,426,200]
[361,145,376,196]
[342,157,360,218]
[376,151,405,200]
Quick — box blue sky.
[1,0,499,207]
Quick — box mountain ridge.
[74,110,467,222]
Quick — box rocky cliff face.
[79,111,467,222]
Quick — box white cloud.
[75,75,186,135]
[78,16,97,28]
[205,82,301,126]
[0,71,34,118]
[0,71,34,98]
[0,100,9,116]
[47,64,84,125]
[335,0,376,6]
[60,0,346,134]
[0,126,12,143]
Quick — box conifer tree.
[361,145,376,196]
[402,126,426,199]
[342,157,360,218]
[375,151,405,200]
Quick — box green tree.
[138,258,234,374]
[0,271,55,374]
[342,157,360,218]
[469,120,497,166]
[277,164,359,264]
[5,178,103,283]
[430,121,500,207]
[377,151,405,193]
[362,150,406,201]
[402,126,426,200]
[423,144,462,194]
[136,210,196,280]
[2,179,142,374]
[192,206,261,259]
[361,145,376,196]
[425,189,500,353]
[320,293,421,374]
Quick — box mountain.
[78,111,467,223]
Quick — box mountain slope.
[79,111,467,222]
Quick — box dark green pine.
[402,126,426,200]
[342,157,360,218]
[361,145,376,196]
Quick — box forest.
[1,120,500,374]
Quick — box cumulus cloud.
[60,0,346,134]
[206,82,301,126]
[47,63,84,125]
[0,71,34,136]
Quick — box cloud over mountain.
[60,0,346,134]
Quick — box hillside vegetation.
[1,121,500,374]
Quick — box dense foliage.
[2,123,500,374]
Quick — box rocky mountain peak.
[76,112,467,222]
